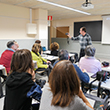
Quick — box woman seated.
[50,42,59,56]
[31,43,51,76]
[79,45,102,74]
[4,49,36,110]
[35,40,43,54]
[39,60,93,110]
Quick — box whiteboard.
[102,15,110,44]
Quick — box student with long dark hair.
[39,60,93,110]
[3,49,36,110]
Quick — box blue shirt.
[53,60,89,83]
[6,48,15,52]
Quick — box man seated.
[0,41,18,74]
[53,49,90,83]
[79,45,102,74]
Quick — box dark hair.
[10,49,34,74]
[7,41,14,48]
[35,40,41,44]
[49,60,80,107]
[81,27,86,32]
[32,43,41,54]
[58,49,69,61]
[50,42,59,51]
[85,45,96,57]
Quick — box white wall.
[0,3,48,54]
[0,3,34,39]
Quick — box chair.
[0,65,7,98]
[70,52,79,63]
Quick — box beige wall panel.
[0,3,30,18]
[0,16,31,39]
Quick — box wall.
[0,3,35,39]
[0,3,48,55]
[51,16,110,59]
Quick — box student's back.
[4,72,34,110]
[39,83,92,110]
[3,49,35,110]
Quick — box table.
[69,53,75,57]
[43,50,51,54]
[102,66,110,72]
[43,50,75,57]
[88,72,110,90]
[41,54,58,61]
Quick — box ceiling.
[0,0,110,20]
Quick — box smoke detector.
[82,0,94,9]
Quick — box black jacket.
[3,72,34,110]
[51,50,58,56]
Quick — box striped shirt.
[71,33,92,49]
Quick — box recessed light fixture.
[37,0,91,15]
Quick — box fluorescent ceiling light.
[37,0,91,15]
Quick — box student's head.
[58,49,69,61]
[10,49,34,74]
[80,27,86,35]
[50,42,59,51]
[35,40,41,46]
[32,43,41,54]
[7,40,18,51]
[85,45,96,57]
[49,60,80,107]
[13,40,19,48]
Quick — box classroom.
[0,0,110,110]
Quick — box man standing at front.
[67,27,92,60]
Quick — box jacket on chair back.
[3,72,34,110]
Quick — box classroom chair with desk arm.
[33,61,53,88]
[0,65,7,98]
[82,70,110,99]
[85,93,110,110]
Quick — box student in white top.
[79,45,101,74]
[39,60,93,110]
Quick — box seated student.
[79,45,101,74]
[0,41,18,74]
[50,42,59,56]
[53,49,89,83]
[39,60,93,110]
[3,49,38,110]
[13,40,19,50]
[31,43,51,76]
[35,40,43,54]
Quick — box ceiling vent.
[82,0,94,9]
